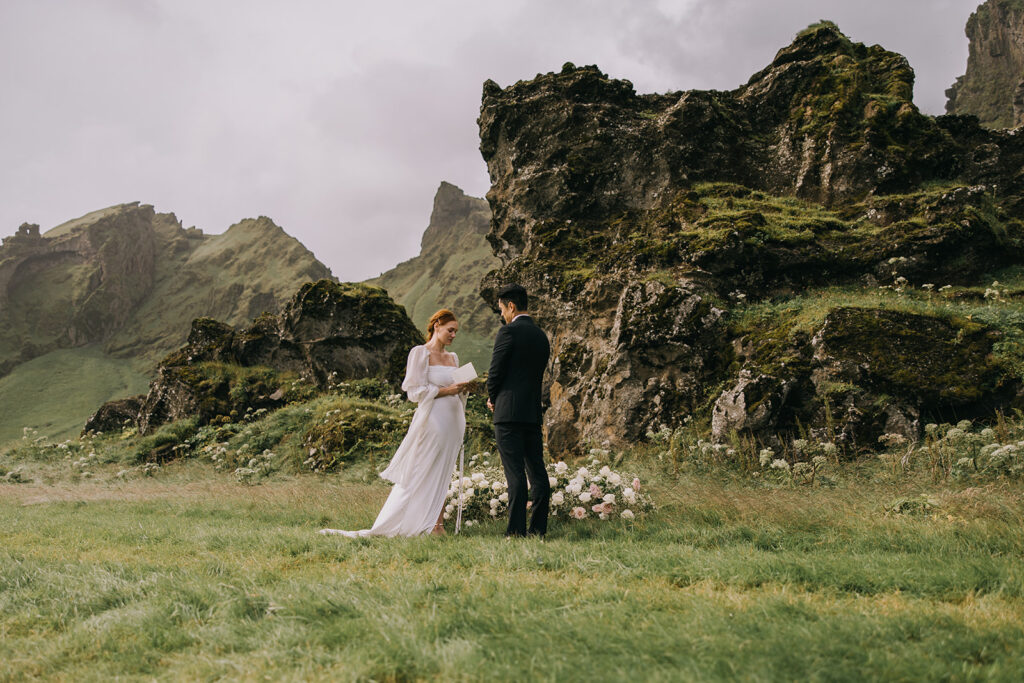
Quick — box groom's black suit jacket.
[487,315,550,424]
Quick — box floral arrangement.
[442,449,653,525]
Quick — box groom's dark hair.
[497,284,528,311]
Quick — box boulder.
[715,307,1018,447]
[129,280,423,434]
[82,395,145,434]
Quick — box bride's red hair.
[426,309,457,340]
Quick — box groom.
[487,284,551,538]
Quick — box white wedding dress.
[319,345,466,538]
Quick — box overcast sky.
[1,0,983,281]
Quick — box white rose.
[608,472,622,486]
[551,492,564,505]
[621,509,635,520]
[498,492,509,503]
[462,477,473,487]
[445,504,454,513]
[603,493,615,504]
[599,466,612,477]
[548,476,557,488]
[555,461,568,474]
[489,498,499,508]
[577,467,589,479]
[471,472,484,482]
[579,491,592,503]
[489,508,498,517]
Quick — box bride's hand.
[438,382,471,397]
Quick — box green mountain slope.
[0,346,150,446]
[0,203,333,443]
[368,182,499,370]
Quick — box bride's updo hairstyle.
[426,309,457,340]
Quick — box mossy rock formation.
[477,22,1024,450]
[716,307,1016,448]
[125,280,423,434]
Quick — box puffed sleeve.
[401,345,437,403]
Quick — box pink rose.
[589,483,602,498]
[591,502,613,514]
[632,478,641,491]
[571,506,587,519]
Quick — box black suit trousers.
[495,422,549,537]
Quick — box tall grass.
[1,459,1023,680]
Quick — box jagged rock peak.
[421,182,489,250]
[946,0,1024,128]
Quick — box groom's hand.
[487,399,494,412]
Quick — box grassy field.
[2,456,1023,681]
[0,345,151,447]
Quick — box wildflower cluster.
[234,449,277,484]
[443,449,653,524]
[983,280,1009,303]
[919,420,1024,480]
[756,439,837,485]
[70,451,99,479]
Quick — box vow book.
[452,362,477,384]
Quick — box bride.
[319,309,470,538]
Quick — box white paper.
[451,362,477,384]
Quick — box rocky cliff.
[369,182,499,369]
[946,0,1024,129]
[125,280,422,435]
[478,22,1024,453]
[0,203,333,443]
